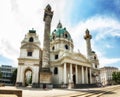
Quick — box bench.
[0,90,22,97]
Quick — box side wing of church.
[16,5,100,88]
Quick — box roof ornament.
[86,29,90,35]
[84,29,92,39]
[29,28,36,33]
[57,20,62,28]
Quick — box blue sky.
[69,0,120,25]
[0,0,120,69]
[68,0,120,69]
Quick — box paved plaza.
[0,85,120,97]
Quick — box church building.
[16,4,100,88]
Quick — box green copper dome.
[51,22,72,41]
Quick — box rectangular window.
[55,54,58,60]
[27,52,32,56]
[95,64,97,68]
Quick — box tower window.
[54,67,58,74]
[53,36,55,40]
[27,52,32,56]
[65,45,69,50]
[94,56,96,60]
[95,64,97,68]
[29,37,34,42]
[52,46,55,50]
[55,54,58,59]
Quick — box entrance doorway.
[24,69,32,87]
[73,74,76,84]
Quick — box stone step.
[0,94,17,97]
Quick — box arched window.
[64,33,68,38]
[29,37,34,42]
[54,67,58,74]
[65,45,69,50]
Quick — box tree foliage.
[11,69,17,85]
[112,71,120,84]
[29,75,32,84]
[0,72,2,78]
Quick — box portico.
[62,62,92,85]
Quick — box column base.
[16,82,22,87]
[32,83,39,88]
[39,83,53,89]
[40,68,52,88]
[68,82,74,89]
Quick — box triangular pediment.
[21,43,40,50]
[63,51,90,63]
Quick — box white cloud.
[0,0,120,69]
[99,57,120,68]
[105,44,114,48]
[69,15,120,68]
[0,0,73,66]
[70,16,119,51]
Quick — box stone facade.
[16,29,41,87]
[100,67,119,86]
[16,5,100,88]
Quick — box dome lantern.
[51,21,72,41]
[57,21,62,28]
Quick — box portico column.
[89,68,92,84]
[64,63,67,84]
[21,67,24,84]
[86,67,88,84]
[70,64,73,82]
[81,66,84,84]
[75,65,78,84]
[16,66,20,82]
[19,67,22,82]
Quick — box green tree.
[11,69,17,85]
[0,72,2,78]
[29,75,32,84]
[112,71,120,84]
[112,72,117,83]
[117,72,120,84]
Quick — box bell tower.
[84,29,92,59]
[40,4,53,88]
